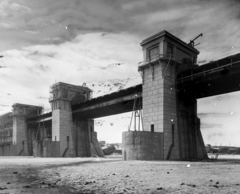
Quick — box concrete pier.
[12,104,42,156]
[49,82,92,157]
[123,30,207,160]
[122,131,163,160]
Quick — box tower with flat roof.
[138,30,201,160]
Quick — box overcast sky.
[0,0,240,145]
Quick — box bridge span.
[1,30,240,161]
[27,52,240,124]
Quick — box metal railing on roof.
[178,57,240,83]
[138,53,182,67]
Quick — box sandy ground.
[1,155,240,194]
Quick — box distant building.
[99,141,106,146]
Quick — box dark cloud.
[0,104,10,107]
[201,123,222,129]
[24,64,49,74]
[28,51,56,58]
[207,132,223,139]
[2,0,239,59]
[37,96,48,99]
[38,64,49,72]
[198,112,237,118]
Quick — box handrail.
[138,54,182,67]
[178,60,240,82]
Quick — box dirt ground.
[1,155,240,194]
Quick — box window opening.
[167,45,174,58]
[151,124,154,132]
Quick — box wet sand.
[0,155,240,193]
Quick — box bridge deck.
[72,84,142,118]
[27,53,240,124]
[178,53,240,98]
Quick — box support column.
[12,104,42,156]
[177,98,208,160]
[88,119,104,157]
[73,118,91,157]
[141,61,206,160]
[49,82,92,157]
[140,59,179,160]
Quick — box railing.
[178,59,240,83]
[138,53,182,67]
[0,136,13,145]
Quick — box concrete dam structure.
[1,30,240,160]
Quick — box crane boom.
[188,33,203,47]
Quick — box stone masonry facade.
[142,60,179,160]
[49,82,92,157]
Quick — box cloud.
[0,22,16,29]
[198,112,239,118]
[201,123,223,129]
[207,132,223,140]
[0,0,239,60]
[0,32,142,114]
[0,0,31,17]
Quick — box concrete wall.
[0,145,17,156]
[142,63,164,132]
[196,118,208,159]
[90,131,104,157]
[13,115,28,155]
[142,59,180,160]
[73,119,91,157]
[0,141,30,156]
[163,36,198,63]
[177,100,207,160]
[142,37,164,62]
[33,140,60,157]
[31,120,103,158]
[122,131,164,160]
[52,107,74,157]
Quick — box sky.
[0,0,240,146]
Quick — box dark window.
[148,46,159,60]
[167,45,174,58]
[151,124,154,132]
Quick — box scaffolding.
[0,113,13,145]
[128,93,143,131]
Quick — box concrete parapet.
[33,140,60,157]
[122,131,163,160]
[0,144,17,156]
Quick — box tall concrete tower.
[49,82,92,157]
[12,103,42,155]
[138,30,199,160]
[123,30,207,160]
